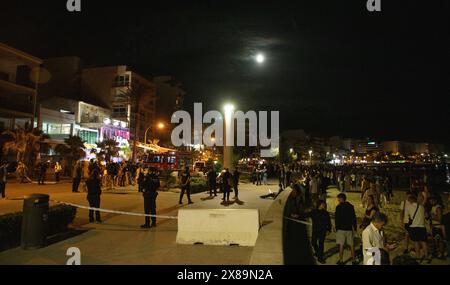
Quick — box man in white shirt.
[405,194,429,261]
[362,212,396,265]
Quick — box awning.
[136,141,176,153]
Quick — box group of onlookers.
[284,165,450,265]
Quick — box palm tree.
[2,123,50,177]
[118,81,152,162]
[55,135,85,176]
[96,139,119,162]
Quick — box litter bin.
[21,194,49,249]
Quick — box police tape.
[283,216,312,226]
[51,200,179,219]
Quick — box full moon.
[255,53,265,63]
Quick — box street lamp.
[144,122,165,144]
[223,103,235,170]
[309,150,313,165]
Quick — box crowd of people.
[283,164,450,265]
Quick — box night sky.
[1,0,448,147]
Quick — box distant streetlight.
[309,150,313,164]
[144,122,165,144]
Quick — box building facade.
[81,66,156,143]
[0,42,42,131]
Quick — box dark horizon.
[1,0,448,147]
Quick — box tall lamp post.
[144,122,165,144]
[223,104,234,170]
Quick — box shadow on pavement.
[46,229,88,246]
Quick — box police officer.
[207,167,217,196]
[141,167,160,229]
[86,169,102,223]
[179,166,193,204]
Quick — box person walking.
[54,161,62,182]
[232,168,240,199]
[141,167,160,229]
[307,200,332,264]
[85,169,102,223]
[72,161,82,193]
[207,167,217,196]
[179,166,193,204]
[0,161,8,198]
[335,193,358,265]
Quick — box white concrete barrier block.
[176,209,260,246]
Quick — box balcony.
[0,74,36,95]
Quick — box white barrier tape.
[284,216,312,226]
[51,200,178,219]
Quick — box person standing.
[222,168,232,203]
[362,212,397,265]
[141,167,160,228]
[207,167,217,196]
[283,184,315,265]
[285,167,292,188]
[179,166,193,204]
[262,168,268,185]
[405,194,429,262]
[54,161,62,182]
[137,164,145,193]
[256,168,261,186]
[0,161,8,198]
[232,168,240,199]
[309,174,319,207]
[251,167,257,185]
[38,161,48,185]
[85,169,102,223]
[72,161,82,193]
[429,196,445,259]
[335,193,358,265]
[399,192,414,254]
[307,200,332,264]
[278,165,285,189]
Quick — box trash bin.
[21,194,49,249]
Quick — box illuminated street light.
[223,103,235,170]
[157,122,165,129]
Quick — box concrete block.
[176,209,260,246]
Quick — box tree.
[96,139,119,162]
[118,81,152,163]
[55,135,85,175]
[2,123,50,177]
